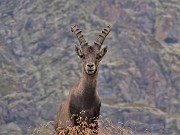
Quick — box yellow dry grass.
[30,118,130,135]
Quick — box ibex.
[55,25,111,134]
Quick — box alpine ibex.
[55,25,111,133]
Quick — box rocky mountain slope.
[0,0,179,134]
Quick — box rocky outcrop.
[0,0,179,134]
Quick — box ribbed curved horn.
[71,25,87,46]
[95,25,111,48]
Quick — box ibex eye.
[80,55,85,59]
[96,55,101,60]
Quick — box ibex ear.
[75,45,84,58]
[100,46,108,57]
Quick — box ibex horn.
[71,25,87,47]
[95,25,111,48]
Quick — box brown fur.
[55,25,111,134]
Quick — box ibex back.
[55,25,111,134]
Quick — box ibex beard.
[55,25,111,134]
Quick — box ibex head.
[71,25,111,75]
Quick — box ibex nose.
[87,63,94,68]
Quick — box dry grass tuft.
[29,121,54,135]
[30,114,132,135]
[30,119,130,135]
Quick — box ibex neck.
[79,68,99,96]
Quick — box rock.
[0,0,179,134]
[100,102,178,134]
[7,122,23,135]
[0,122,23,135]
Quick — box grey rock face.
[0,0,179,134]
